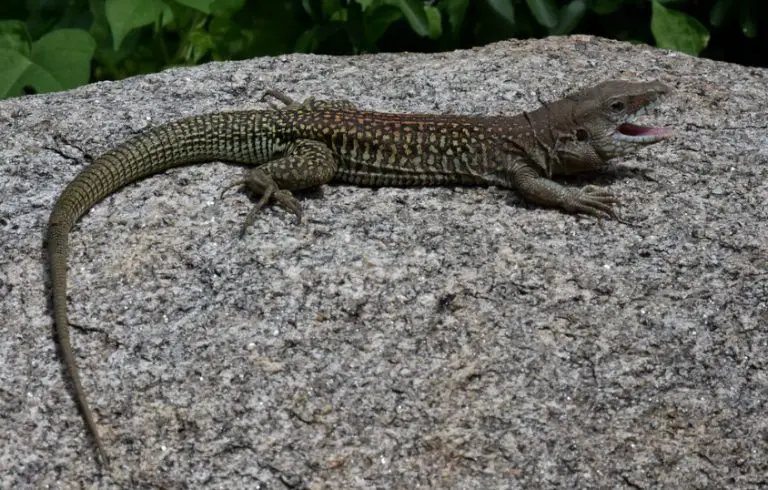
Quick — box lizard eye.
[575,128,589,141]
[611,101,626,112]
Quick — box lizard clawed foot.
[261,89,302,110]
[220,177,303,237]
[219,180,245,200]
[564,185,626,222]
[239,188,302,238]
[262,90,357,112]
[578,185,639,225]
[580,184,617,199]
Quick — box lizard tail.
[47,110,279,465]
[48,190,111,466]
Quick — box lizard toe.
[581,185,618,200]
[273,189,303,224]
[219,180,245,199]
[565,189,621,220]
[239,192,272,238]
[239,189,303,237]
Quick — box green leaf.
[0,28,96,98]
[551,0,586,36]
[295,28,318,53]
[0,20,30,55]
[330,7,348,21]
[486,0,515,26]
[186,28,215,62]
[590,0,622,15]
[709,0,734,27]
[363,5,403,44]
[527,0,557,29]
[323,0,345,16]
[651,0,709,55]
[160,2,175,27]
[174,0,215,14]
[425,5,442,39]
[346,2,370,53]
[88,0,132,71]
[739,1,757,38]
[441,0,470,39]
[208,1,304,59]
[210,0,245,16]
[105,0,166,51]
[24,0,69,40]
[0,49,37,98]
[31,29,96,90]
[395,0,430,37]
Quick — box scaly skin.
[47,80,672,466]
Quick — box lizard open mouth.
[614,97,673,144]
[615,122,673,143]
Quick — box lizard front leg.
[511,165,621,221]
[238,138,338,236]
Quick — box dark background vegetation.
[0,0,764,99]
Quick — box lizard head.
[552,80,673,175]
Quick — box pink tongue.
[619,123,671,137]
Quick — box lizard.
[46,80,672,466]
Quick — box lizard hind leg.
[238,139,338,236]
[261,89,358,112]
[261,89,304,110]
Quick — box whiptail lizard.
[47,80,672,466]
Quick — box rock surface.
[1,36,766,488]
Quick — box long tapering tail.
[47,110,281,464]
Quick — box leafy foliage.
[0,0,764,99]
